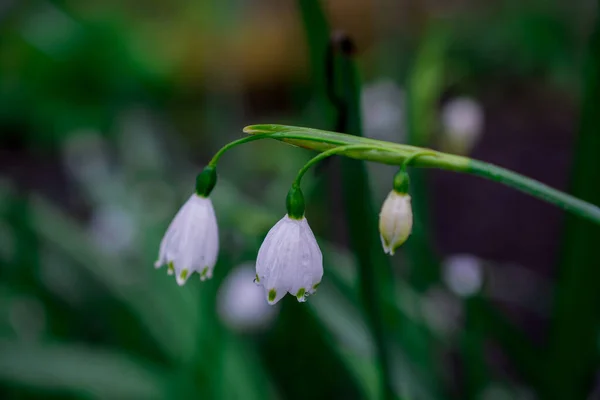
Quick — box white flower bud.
[255,215,323,305]
[155,194,219,285]
[379,191,413,255]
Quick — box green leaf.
[28,195,199,363]
[297,0,331,98]
[544,4,600,398]
[0,341,168,399]
[405,29,448,291]
[297,2,397,396]
[213,334,278,400]
[309,282,380,400]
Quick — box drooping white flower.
[155,194,219,285]
[379,190,413,255]
[255,215,323,305]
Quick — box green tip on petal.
[312,282,320,291]
[200,267,209,281]
[268,288,277,303]
[380,235,396,255]
[381,236,390,248]
[255,274,260,283]
[296,288,306,300]
[167,262,175,275]
[180,269,189,280]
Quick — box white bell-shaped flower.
[155,193,219,285]
[379,190,413,255]
[255,214,323,305]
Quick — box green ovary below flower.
[379,190,413,255]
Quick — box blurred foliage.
[1,0,599,399]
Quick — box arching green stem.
[208,135,269,166]
[244,124,600,226]
[393,151,439,193]
[293,144,396,186]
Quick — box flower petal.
[256,215,323,304]
[379,191,412,255]
[154,194,220,284]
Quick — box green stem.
[293,144,395,186]
[401,150,439,169]
[245,125,474,171]
[216,126,600,225]
[243,125,600,225]
[543,3,600,397]
[208,135,269,166]
[468,160,600,224]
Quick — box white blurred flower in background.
[61,129,116,204]
[362,79,406,141]
[486,261,550,316]
[362,80,408,197]
[89,205,136,255]
[442,254,484,297]
[217,263,278,333]
[421,286,462,337]
[440,96,484,155]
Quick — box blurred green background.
[1,0,600,399]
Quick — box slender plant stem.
[243,125,600,225]
[468,160,600,224]
[288,139,600,225]
[401,150,439,169]
[208,135,269,166]
[293,144,398,186]
[210,128,600,225]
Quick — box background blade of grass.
[400,26,448,395]
[404,27,447,291]
[0,341,169,399]
[29,195,199,363]
[297,0,330,100]
[331,33,397,400]
[297,1,396,398]
[545,2,600,398]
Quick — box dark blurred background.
[1,0,600,399]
